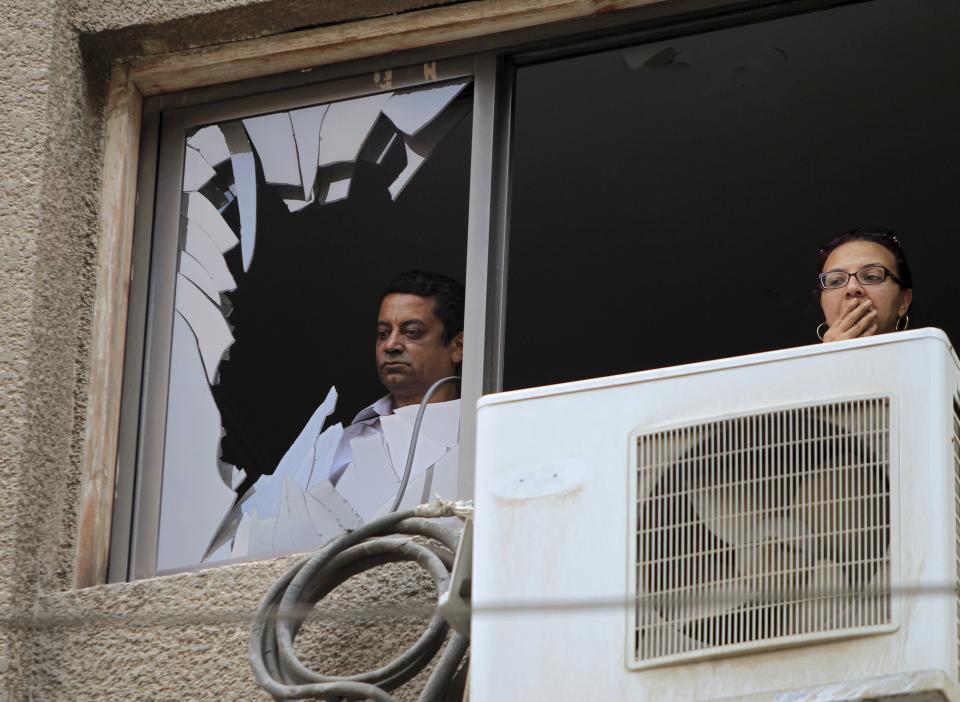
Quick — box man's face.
[376,293,463,406]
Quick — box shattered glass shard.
[388,96,470,200]
[430,444,460,500]
[231,466,246,490]
[248,511,277,557]
[219,122,258,272]
[334,434,400,522]
[271,386,338,489]
[380,412,447,482]
[316,92,393,167]
[157,313,239,571]
[289,104,328,200]
[302,489,346,543]
[381,79,469,136]
[178,249,223,304]
[184,192,239,253]
[316,163,355,204]
[242,113,303,194]
[391,399,460,449]
[357,116,398,165]
[183,218,237,294]
[281,477,326,552]
[232,512,252,558]
[187,125,231,167]
[271,481,297,554]
[174,273,235,385]
[183,147,218,192]
[388,142,425,201]
[307,480,362,529]
[309,422,344,488]
[283,199,312,213]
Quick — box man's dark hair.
[816,225,914,292]
[381,271,465,343]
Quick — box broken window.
[154,79,472,573]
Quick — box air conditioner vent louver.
[952,391,960,680]
[634,398,892,666]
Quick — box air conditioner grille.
[635,398,892,665]
[953,392,960,680]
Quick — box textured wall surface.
[0,0,471,698]
[31,555,452,701]
[1,0,104,696]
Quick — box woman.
[816,226,913,342]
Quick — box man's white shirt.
[331,395,461,520]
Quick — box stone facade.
[0,1,464,699]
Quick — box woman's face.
[820,240,912,334]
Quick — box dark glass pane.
[504,0,960,390]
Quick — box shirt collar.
[351,394,395,424]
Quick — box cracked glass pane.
[154,77,473,573]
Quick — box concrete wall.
[0,0,465,699]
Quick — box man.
[210,271,464,559]
[329,270,465,490]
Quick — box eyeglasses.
[818,265,902,290]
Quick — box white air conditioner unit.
[471,329,960,701]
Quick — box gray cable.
[390,376,461,513]
[250,377,467,701]
[250,508,469,701]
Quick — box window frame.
[113,54,504,581]
[88,0,864,584]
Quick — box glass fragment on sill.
[183,146,218,191]
[372,401,460,517]
[380,413,447,480]
[156,313,239,571]
[247,509,277,557]
[333,434,400,522]
[381,79,469,136]
[204,387,347,560]
[242,113,303,196]
[308,480,362,529]
[206,394,462,561]
[220,122,258,272]
[173,273,234,385]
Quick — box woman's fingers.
[834,299,872,333]
[823,299,876,342]
[848,308,878,337]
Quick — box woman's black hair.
[816,226,914,294]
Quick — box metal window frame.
[114,55,489,581]
[112,0,865,581]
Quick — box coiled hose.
[250,376,468,700]
[249,502,471,701]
